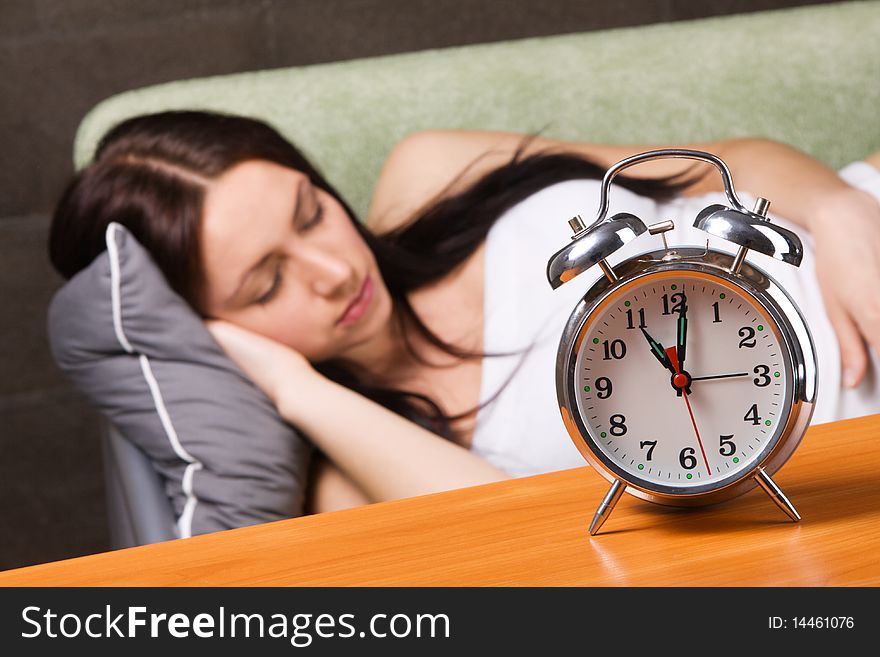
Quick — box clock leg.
[754,468,801,522]
[589,479,626,536]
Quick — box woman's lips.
[337,275,374,327]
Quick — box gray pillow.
[47,222,312,538]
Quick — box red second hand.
[665,346,712,476]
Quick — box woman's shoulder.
[364,129,684,236]
[365,130,544,235]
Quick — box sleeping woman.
[49,111,880,514]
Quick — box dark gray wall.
[0,0,835,571]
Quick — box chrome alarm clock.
[547,149,817,535]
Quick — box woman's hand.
[809,188,880,388]
[206,320,316,409]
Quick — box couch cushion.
[73,1,880,220]
[48,222,312,538]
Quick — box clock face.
[572,270,793,492]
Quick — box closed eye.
[254,192,322,305]
[301,200,324,230]
[255,265,282,305]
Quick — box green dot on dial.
[584,385,591,393]
[733,457,740,463]
[671,284,677,290]
[638,464,644,470]
[757,324,764,331]
[686,473,693,479]
[719,293,726,299]
[774,371,780,378]
[765,420,772,426]
[593,337,600,344]
[600,431,607,438]
[624,300,631,307]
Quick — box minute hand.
[677,295,688,372]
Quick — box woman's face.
[199,159,393,362]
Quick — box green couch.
[74,1,880,221]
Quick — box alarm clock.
[547,149,817,535]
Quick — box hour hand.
[639,327,676,375]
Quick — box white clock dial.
[574,272,792,490]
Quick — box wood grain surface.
[2,413,878,586]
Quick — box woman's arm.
[285,373,510,503]
[367,130,866,236]
[207,321,511,504]
[709,141,880,389]
[305,452,373,513]
[369,130,880,389]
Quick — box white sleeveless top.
[471,162,880,477]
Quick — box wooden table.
[2,413,879,586]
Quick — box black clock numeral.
[640,440,657,461]
[719,434,737,457]
[679,447,697,470]
[602,339,627,360]
[712,301,723,323]
[753,364,771,387]
[661,292,687,316]
[738,326,756,348]
[625,307,647,330]
[595,376,613,399]
[744,403,762,425]
[609,414,627,437]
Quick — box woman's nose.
[296,246,354,297]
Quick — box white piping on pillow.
[105,222,204,539]
[137,354,202,538]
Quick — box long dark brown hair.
[50,111,689,441]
